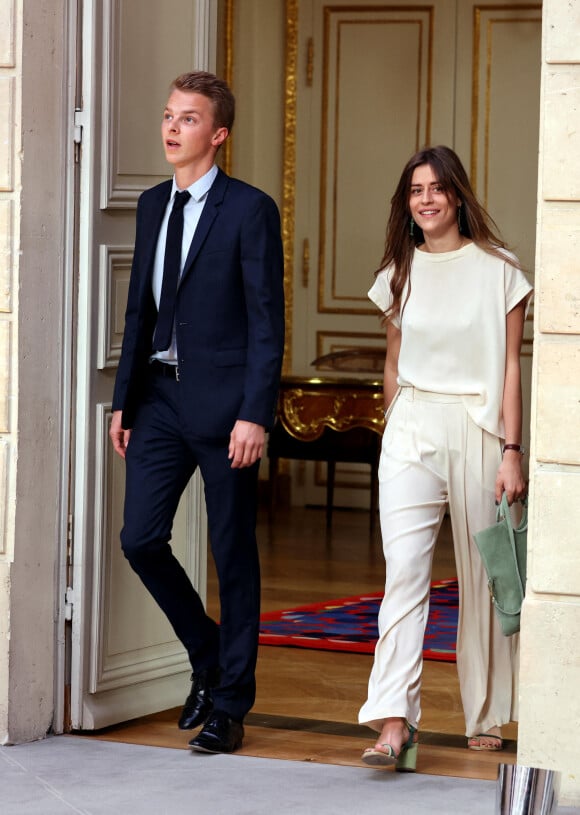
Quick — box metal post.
[497,764,561,815]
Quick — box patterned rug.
[259,578,458,662]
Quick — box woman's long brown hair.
[377,145,521,322]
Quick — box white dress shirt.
[151,164,219,363]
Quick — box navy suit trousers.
[120,370,260,721]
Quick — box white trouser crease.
[358,387,518,737]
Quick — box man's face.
[161,89,227,170]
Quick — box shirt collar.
[171,165,218,203]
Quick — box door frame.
[53,0,83,736]
[60,0,218,732]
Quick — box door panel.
[292,1,455,507]
[89,406,203,696]
[294,1,456,372]
[316,3,456,317]
[71,0,216,730]
[289,0,539,508]
[455,1,541,460]
[456,2,542,272]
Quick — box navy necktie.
[153,190,191,351]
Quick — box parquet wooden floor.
[87,504,517,780]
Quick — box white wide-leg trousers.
[358,387,518,737]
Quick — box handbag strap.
[497,492,526,600]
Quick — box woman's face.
[408,164,461,242]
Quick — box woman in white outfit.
[359,146,532,771]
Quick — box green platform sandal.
[361,723,418,772]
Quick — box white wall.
[518,0,580,804]
[0,0,69,743]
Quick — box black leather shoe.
[189,710,244,754]
[178,670,218,730]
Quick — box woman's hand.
[497,301,528,505]
[495,450,527,504]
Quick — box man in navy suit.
[110,71,285,754]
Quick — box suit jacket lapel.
[180,168,229,285]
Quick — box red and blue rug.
[259,578,458,662]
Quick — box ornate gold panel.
[278,376,384,441]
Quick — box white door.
[290,0,540,507]
[69,0,217,730]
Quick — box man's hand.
[110,410,131,459]
[228,420,265,468]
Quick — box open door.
[69,0,217,730]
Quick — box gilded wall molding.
[222,0,234,175]
[282,0,298,373]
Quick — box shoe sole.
[361,751,397,768]
[189,742,242,754]
[467,745,503,752]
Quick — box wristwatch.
[502,443,525,455]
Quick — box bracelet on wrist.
[502,443,525,455]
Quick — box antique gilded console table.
[267,375,385,535]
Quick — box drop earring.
[410,217,415,238]
[457,205,463,233]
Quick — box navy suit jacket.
[112,168,285,438]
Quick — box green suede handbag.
[473,492,528,636]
